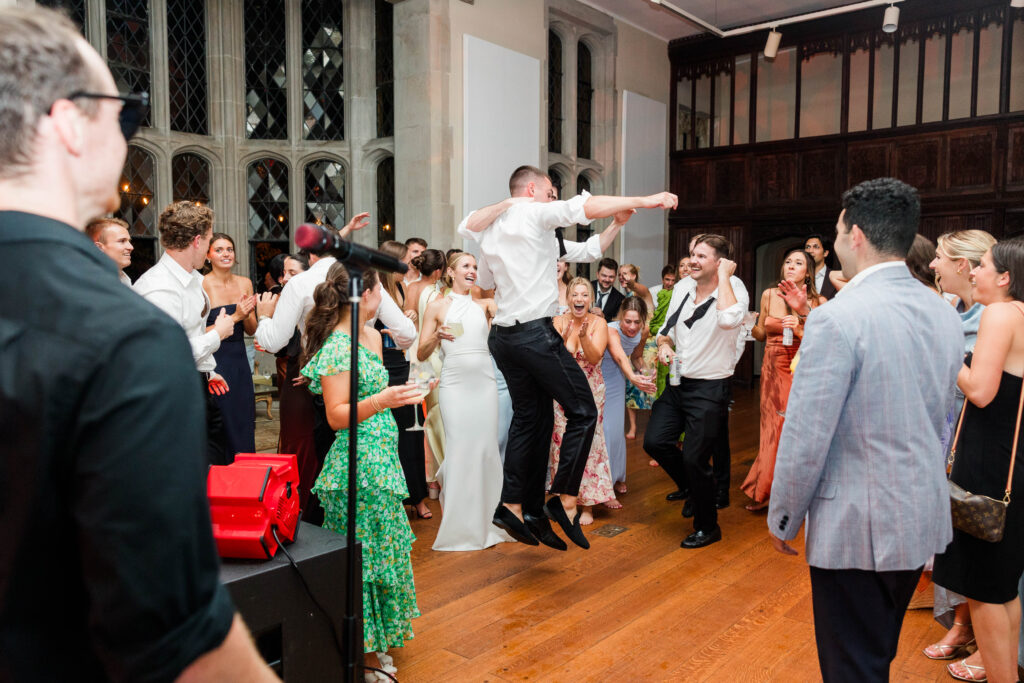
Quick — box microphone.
[294,223,408,274]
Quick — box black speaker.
[220,522,361,682]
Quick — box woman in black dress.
[933,240,1024,683]
[377,240,430,519]
[202,233,257,458]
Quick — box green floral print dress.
[302,330,420,653]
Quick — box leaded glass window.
[548,31,563,154]
[117,145,156,237]
[248,158,289,285]
[302,0,345,140]
[376,0,394,138]
[304,159,345,228]
[576,174,592,279]
[577,42,593,160]
[167,0,208,135]
[36,0,87,36]
[172,152,211,204]
[376,157,395,246]
[117,145,156,280]
[548,167,563,199]
[107,0,151,127]
[245,0,287,140]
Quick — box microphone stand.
[344,267,362,683]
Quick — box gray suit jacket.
[767,264,963,571]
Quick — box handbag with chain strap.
[947,339,1024,543]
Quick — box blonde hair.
[566,276,594,305]
[441,251,475,289]
[936,230,997,269]
[621,263,639,278]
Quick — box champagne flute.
[405,362,436,432]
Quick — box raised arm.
[582,192,677,220]
[337,211,370,239]
[459,198,529,234]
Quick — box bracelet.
[370,394,383,413]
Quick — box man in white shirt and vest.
[134,201,236,465]
[646,234,749,549]
[460,164,676,550]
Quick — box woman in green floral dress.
[301,263,425,681]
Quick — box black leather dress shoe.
[716,490,730,509]
[681,499,694,518]
[544,497,590,549]
[492,504,539,545]
[665,489,690,501]
[523,513,567,551]
[681,527,722,549]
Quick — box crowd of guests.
[82,165,1024,683]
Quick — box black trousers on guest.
[714,385,732,495]
[643,377,731,532]
[380,348,428,505]
[809,565,922,682]
[200,373,230,466]
[488,318,597,515]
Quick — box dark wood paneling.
[713,158,747,204]
[674,159,710,206]
[947,130,996,191]
[799,148,841,200]
[1009,125,1024,187]
[893,138,942,193]
[754,154,796,203]
[919,213,994,242]
[847,143,890,187]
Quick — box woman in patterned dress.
[301,263,427,681]
[548,277,613,525]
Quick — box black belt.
[491,317,551,335]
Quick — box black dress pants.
[488,318,597,515]
[200,373,230,466]
[643,377,730,532]
[380,348,427,505]
[809,565,922,682]
[714,385,732,495]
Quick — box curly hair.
[302,262,380,367]
[158,201,214,250]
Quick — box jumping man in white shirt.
[459,164,677,550]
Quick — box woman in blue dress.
[601,296,655,497]
[203,233,257,458]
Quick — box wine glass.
[405,362,436,432]
[639,358,657,394]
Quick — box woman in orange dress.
[741,247,826,511]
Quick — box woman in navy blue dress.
[203,233,257,458]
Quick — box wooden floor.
[381,386,958,682]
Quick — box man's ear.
[48,100,85,156]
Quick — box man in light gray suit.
[768,178,963,682]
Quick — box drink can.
[669,355,681,386]
[782,327,794,346]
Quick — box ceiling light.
[764,29,782,59]
[882,5,900,33]
[1011,0,1024,9]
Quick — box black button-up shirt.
[0,211,234,681]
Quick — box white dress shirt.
[459,192,594,326]
[815,266,826,294]
[254,255,416,353]
[661,274,749,380]
[474,232,603,292]
[119,270,132,287]
[650,283,664,300]
[133,252,220,373]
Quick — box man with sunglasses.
[0,8,274,681]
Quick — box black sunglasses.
[64,91,150,140]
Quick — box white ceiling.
[577,0,875,42]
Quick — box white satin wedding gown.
[432,293,513,551]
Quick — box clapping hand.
[235,293,256,320]
[577,319,589,339]
[778,279,808,314]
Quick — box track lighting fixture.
[882,4,900,32]
[764,28,782,59]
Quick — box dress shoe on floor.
[666,489,690,501]
[492,504,539,545]
[523,513,567,551]
[716,491,730,509]
[544,497,590,549]
[681,527,722,549]
[681,499,694,518]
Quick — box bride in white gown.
[417,252,513,551]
